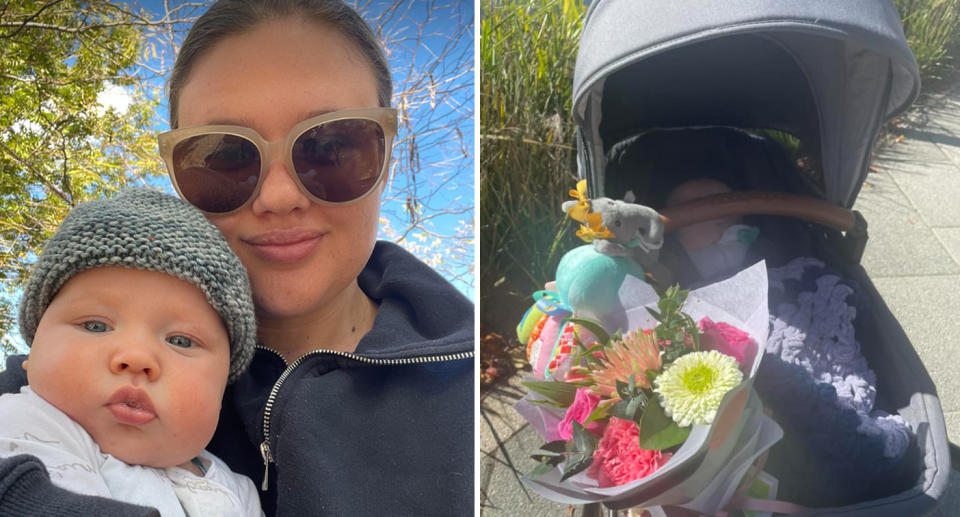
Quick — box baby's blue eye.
[82,321,110,333]
[167,335,193,349]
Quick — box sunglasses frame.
[157,107,398,215]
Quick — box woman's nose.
[251,158,312,216]
[109,344,160,382]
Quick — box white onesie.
[0,386,263,517]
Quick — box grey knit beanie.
[19,188,256,382]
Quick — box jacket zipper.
[256,345,474,491]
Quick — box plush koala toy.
[561,190,664,271]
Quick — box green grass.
[479,0,586,330]
[896,0,960,72]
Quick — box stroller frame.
[569,1,951,515]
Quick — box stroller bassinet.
[570,1,950,515]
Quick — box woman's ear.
[21,359,29,371]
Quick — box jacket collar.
[354,241,474,359]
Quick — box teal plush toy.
[555,244,646,323]
[556,182,665,331]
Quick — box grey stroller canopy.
[573,0,921,207]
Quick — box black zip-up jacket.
[0,241,475,516]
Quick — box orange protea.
[569,328,662,400]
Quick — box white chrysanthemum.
[654,350,742,427]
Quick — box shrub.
[479,0,586,332]
[895,0,960,72]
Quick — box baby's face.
[25,266,230,468]
[666,179,738,251]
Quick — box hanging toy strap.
[533,290,573,317]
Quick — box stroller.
[570,0,952,515]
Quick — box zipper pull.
[259,441,272,491]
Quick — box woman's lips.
[244,230,324,264]
[106,387,157,426]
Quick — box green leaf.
[637,398,690,450]
[583,343,605,358]
[637,397,671,442]
[528,398,572,409]
[615,379,631,400]
[627,395,646,419]
[661,341,690,364]
[567,317,609,345]
[561,421,597,481]
[645,369,659,386]
[530,462,555,478]
[530,440,566,478]
[521,380,578,406]
[609,399,631,420]
[561,454,593,481]
[659,298,678,315]
[646,306,662,320]
[609,392,646,421]
[530,440,567,462]
[584,403,607,424]
[571,420,598,453]
[640,421,691,451]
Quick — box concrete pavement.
[479,77,960,516]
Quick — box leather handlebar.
[659,191,857,233]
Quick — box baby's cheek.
[678,223,721,250]
[169,386,222,446]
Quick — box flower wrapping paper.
[514,261,783,514]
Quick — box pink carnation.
[587,417,671,487]
[557,388,604,440]
[699,317,757,367]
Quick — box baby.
[665,179,758,281]
[0,188,262,517]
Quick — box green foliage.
[0,297,15,360]
[567,316,609,347]
[522,378,579,406]
[561,420,597,480]
[637,396,691,451]
[529,420,597,481]
[608,375,647,421]
[479,0,586,328]
[895,0,960,72]
[646,285,700,362]
[0,1,165,337]
[529,439,566,477]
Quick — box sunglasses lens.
[171,134,261,213]
[292,118,385,203]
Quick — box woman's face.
[176,19,383,321]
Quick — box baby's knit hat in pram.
[18,188,256,382]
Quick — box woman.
[0,1,474,515]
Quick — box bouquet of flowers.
[514,261,782,514]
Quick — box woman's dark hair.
[168,0,392,128]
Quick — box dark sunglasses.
[158,107,397,214]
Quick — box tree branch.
[0,142,72,205]
[0,72,127,86]
[0,17,201,37]
[0,0,63,39]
